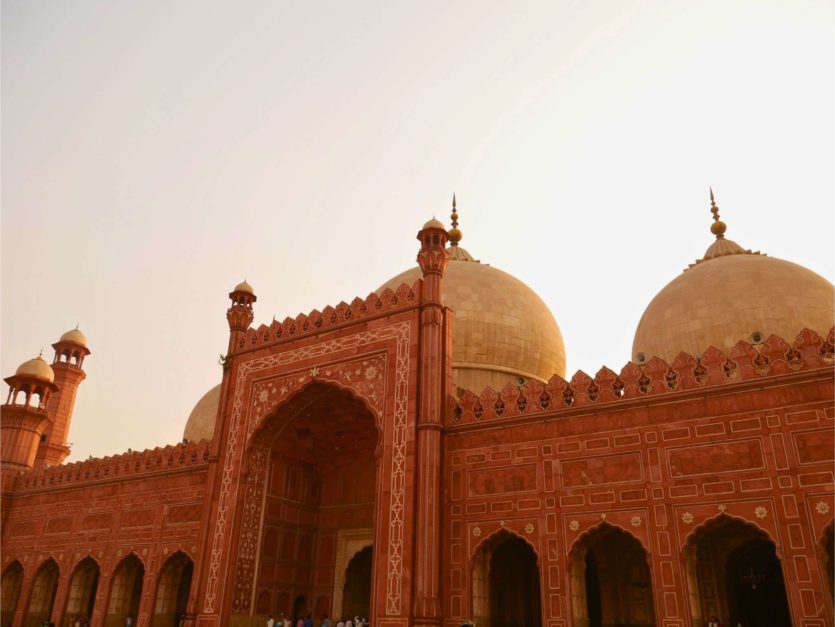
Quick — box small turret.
[35,327,91,466]
[2,354,59,470]
[227,280,256,352]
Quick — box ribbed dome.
[183,384,221,442]
[15,355,55,383]
[633,231,834,363]
[59,328,88,347]
[378,246,565,393]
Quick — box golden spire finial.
[448,193,462,245]
[709,187,727,239]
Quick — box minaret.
[1,354,59,470]
[227,280,256,354]
[413,215,450,625]
[35,328,91,466]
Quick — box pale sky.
[2,0,832,462]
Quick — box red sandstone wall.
[1,442,211,627]
[442,345,835,627]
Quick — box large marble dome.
[377,217,565,393]
[632,198,834,364]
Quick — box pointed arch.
[24,558,60,627]
[470,526,541,566]
[61,556,100,627]
[152,551,194,627]
[683,513,791,627]
[233,378,382,617]
[104,554,144,627]
[1,560,24,627]
[683,511,777,553]
[470,528,542,627]
[567,522,655,627]
[567,519,650,558]
[246,379,383,459]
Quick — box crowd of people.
[267,614,369,627]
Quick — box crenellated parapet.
[11,439,212,491]
[232,282,421,353]
[447,327,834,426]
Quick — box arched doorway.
[684,516,791,627]
[292,595,306,624]
[152,552,193,627]
[104,555,144,627]
[472,530,542,627]
[2,561,24,627]
[247,383,380,622]
[342,546,372,620]
[62,557,100,627]
[25,559,59,627]
[568,524,655,627]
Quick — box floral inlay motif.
[472,526,482,537]
[754,506,767,519]
[524,523,534,534]
[681,512,694,524]
[569,520,580,532]
[630,515,642,527]
[816,501,830,515]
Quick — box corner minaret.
[227,280,256,353]
[34,328,91,466]
[2,354,59,470]
[413,216,450,625]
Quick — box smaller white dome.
[183,384,221,442]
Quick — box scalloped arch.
[682,511,777,553]
[470,527,540,566]
[246,378,383,461]
[567,520,649,557]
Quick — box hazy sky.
[2,0,832,462]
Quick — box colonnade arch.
[104,554,144,627]
[471,529,542,627]
[567,523,655,627]
[2,561,24,627]
[151,552,193,627]
[25,559,60,627]
[62,557,100,627]
[684,515,791,627]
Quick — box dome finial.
[448,193,462,246]
[709,187,727,239]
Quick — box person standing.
[707,617,721,627]
[321,615,331,627]
[267,615,276,627]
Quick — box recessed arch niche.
[471,529,542,627]
[684,515,791,627]
[567,523,655,627]
[242,382,381,623]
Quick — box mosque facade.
[1,197,834,627]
